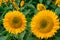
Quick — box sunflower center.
[40,20,47,28]
[13,18,20,24]
[11,17,22,28]
[39,17,54,33]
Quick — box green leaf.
[17,31,26,40]
[45,5,48,9]
[15,0,20,6]
[8,5,13,10]
[0,6,13,19]
[27,17,31,22]
[46,0,52,5]
[55,8,60,15]
[6,33,12,40]
[50,4,57,9]
[27,4,35,9]
[0,6,4,17]
[55,37,60,40]
[55,29,60,37]
[2,3,7,7]
[0,20,3,24]
[39,0,43,3]
[20,7,24,11]
[34,9,38,14]
[20,6,25,12]
[0,36,7,40]
[0,31,8,36]
[28,0,32,4]
[0,6,4,12]
[24,9,30,15]
[26,34,40,40]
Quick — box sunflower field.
[0,0,60,40]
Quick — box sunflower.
[37,3,46,11]
[55,0,60,7]
[3,11,26,34]
[20,0,24,7]
[31,10,59,39]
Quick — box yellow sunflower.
[55,0,60,7]
[20,0,24,7]
[31,10,59,39]
[3,11,26,34]
[37,3,46,11]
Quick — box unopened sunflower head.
[55,0,60,7]
[10,0,19,11]
[20,0,24,7]
[31,10,60,39]
[3,11,26,34]
[12,2,20,11]
[37,3,46,11]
